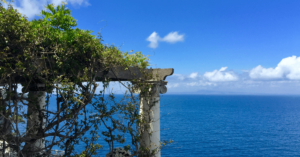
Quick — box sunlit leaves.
[0,0,6,4]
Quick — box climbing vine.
[0,1,171,156]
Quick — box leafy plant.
[0,1,170,157]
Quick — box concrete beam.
[97,67,174,81]
[1,67,174,84]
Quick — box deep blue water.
[49,95,300,156]
[160,95,300,157]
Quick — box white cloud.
[204,67,238,82]
[3,0,90,19]
[167,83,179,88]
[172,74,185,80]
[64,0,90,6]
[146,32,160,49]
[249,65,283,79]
[165,67,300,95]
[187,81,216,87]
[249,56,300,80]
[189,72,198,79]
[161,32,184,43]
[146,31,184,49]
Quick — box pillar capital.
[132,81,168,97]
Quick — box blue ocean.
[49,95,300,156]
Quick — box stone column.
[133,81,167,157]
[22,83,46,156]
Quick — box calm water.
[160,95,300,157]
[49,95,300,156]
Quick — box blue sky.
[4,0,300,95]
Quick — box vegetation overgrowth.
[0,1,167,156]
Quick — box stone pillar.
[23,83,46,156]
[133,81,167,157]
[30,90,45,152]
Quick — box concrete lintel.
[0,67,174,84]
[96,67,174,81]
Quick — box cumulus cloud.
[189,72,198,79]
[203,67,238,82]
[2,0,90,19]
[249,56,300,80]
[170,73,198,81]
[161,32,184,43]
[146,31,184,49]
[249,65,283,79]
[165,65,300,95]
[146,32,160,49]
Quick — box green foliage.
[0,2,169,157]
[0,1,149,89]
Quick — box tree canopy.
[0,2,149,89]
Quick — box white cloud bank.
[165,59,300,94]
[187,81,216,87]
[2,0,90,19]
[166,68,238,89]
[146,31,184,49]
[249,56,300,80]
[203,67,238,82]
